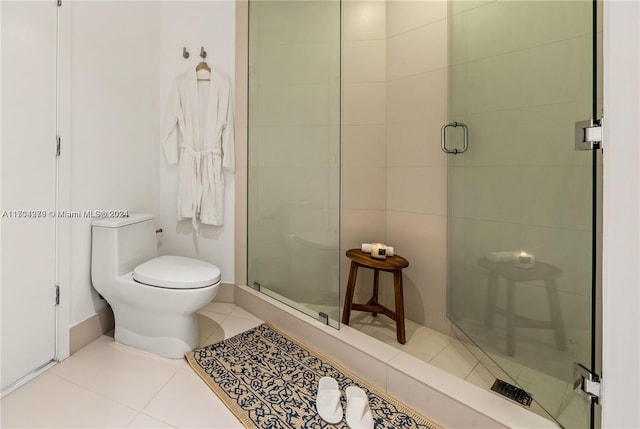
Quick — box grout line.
[47,371,140,416]
[137,412,179,429]
[52,339,184,411]
[139,364,184,414]
[386,15,448,40]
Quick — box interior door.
[445,1,599,427]
[1,1,58,393]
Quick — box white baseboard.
[69,306,115,355]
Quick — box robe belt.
[180,144,222,230]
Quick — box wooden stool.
[341,249,410,344]
[479,257,567,356]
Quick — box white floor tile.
[49,336,182,411]
[465,362,496,390]
[114,338,186,369]
[197,312,226,339]
[199,302,237,316]
[127,413,176,428]
[516,366,568,417]
[219,314,263,339]
[229,305,263,323]
[200,328,226,348]
[0,372,138,428]
[447,338,480,368]
[401,327,451,362]
[429,344,477,379]
[143,368,243,429]
[557,384,590,428]
[2,306,267,429]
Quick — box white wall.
[66,1,236,327]
[157,1,236,284]
[602,0,640,426]
[341,0,388,306]
[67,1,161,326]
[385,1,448,331]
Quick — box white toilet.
[91,213,220,358]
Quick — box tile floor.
[346,311,589,428]
[0,302,263,429]
[346,312,494,389]
[1,300,587,428]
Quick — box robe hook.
[182,47,190,59]
[200,47,207,59]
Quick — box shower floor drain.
[491,379,533,407]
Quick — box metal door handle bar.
[441,121,468,154]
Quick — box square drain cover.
[491,379,533,407]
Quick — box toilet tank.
[91,214,158,280]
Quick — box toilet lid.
[133,256,221,289]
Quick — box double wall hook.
[183,47,208,60]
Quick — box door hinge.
[56,136,61,156]
[575,118,603,150]
[55,285,60,305]
[574,363,601,404]
[57,0,62,6]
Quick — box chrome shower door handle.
[441,121,469,154]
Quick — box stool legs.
[341,261,359,325]
[393,270,406,344]
[545,279,567,351]
[484,271,499,328]
[370,270,380,316]
[486,276,568,357]
[506,280,516,356]
[341,259,406,344]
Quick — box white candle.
[514,251,535,268]
[370,243,387,260]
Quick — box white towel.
[362,243,395,257]
[486,251,516,263]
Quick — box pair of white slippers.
[316,377,374,428]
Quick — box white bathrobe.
[163,68,234,228]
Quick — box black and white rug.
[185,323,442,429]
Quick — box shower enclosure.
[247,1,342,327]
[247,1,600,427]
[445,1,600,428]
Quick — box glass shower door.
[247,1,341,328]
[446,1,599,428]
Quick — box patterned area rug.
[185,323,443,429]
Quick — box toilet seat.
[133,255,221,289]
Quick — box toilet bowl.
[91,214,220,358]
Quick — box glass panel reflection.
[247,1,341,328]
